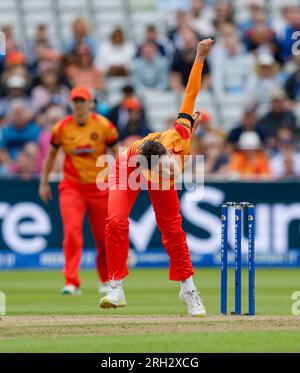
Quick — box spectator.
[227,106,265,150]
[213,0,234,30]
[246,54,282,115]
[193,111,226,140]
[10,142,39,180]
[0,73,32,116]
[202,132,228,177]
[270,127,300,179]
[66,44,105,94]
[108,85,147,130]
[239,0,267,32]
[168,10,199,50]
[243,8,281,62]
[27,24,61,76]
[189,0,215,38]
[228,131,270,179]
[208,22,237,68]
[37,105,66,173]
[31,66,70,113]
[278,6,300,62]
[171,28,210,90]
[64,17,98,58]
[0,25,20,72]
[257,88,297,145]
[0,100,40,162]
[115,97,150,141]
[1,51,30,93]
[133,41,169,94]
[285,54,300,104]
[212,33,254,98]
[95,27,135,77]
[137,25,174,62]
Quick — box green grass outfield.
[0,268,299,352]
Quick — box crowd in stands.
[0,0,300,180]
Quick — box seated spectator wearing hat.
[0,100,40,163]
[31,66,70,113]
[133,41,169,94]
[228,131,270,179]
[257,88,297,146]
[270,127,300,179]
[227,106,265,151]
[246,54,282,116]
[0,72,32,116]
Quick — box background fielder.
[39,86,119,295]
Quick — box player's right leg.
[59,180,86,294]
[99,157,140,309]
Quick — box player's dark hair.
[139,140,167,170]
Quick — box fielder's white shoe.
[61,284,81,295]
[99,281,126,309]
[98,281,111,294]
[179,288,207,317]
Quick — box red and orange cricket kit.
[51,112,118,287]
[105,61,204,282]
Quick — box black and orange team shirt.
[128,61,204,168]
[51,113,119,184]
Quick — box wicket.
[220,202,255,316]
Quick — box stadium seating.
[1,0,300,133]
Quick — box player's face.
[71,98,91,117]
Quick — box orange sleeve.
[179,61,204,117]
[105,120,119,146]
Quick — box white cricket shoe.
[61,284,81,295]
[98,281,111,294]
[99,281,126,309]
[179,288,207,317]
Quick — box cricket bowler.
[99,38,215,316]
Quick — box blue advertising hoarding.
[0,180,300,269]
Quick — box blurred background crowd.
[0,0,300,181]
